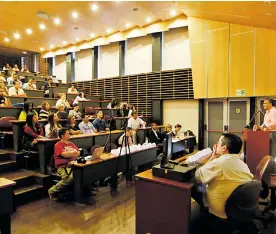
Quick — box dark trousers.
[0,214,11,234]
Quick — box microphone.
[245,109,261,128]
[259,109,265,115]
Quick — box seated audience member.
[173,124,182,138]
[56,94,70,109]
[92,111,109,132]
[73,92,88,105]
[0,75,6,82]
[22,113,44,151]
[118,127,133,147]
[254,98,276,131]
[23,78,37,90]
[69,103,82,119]
[78,114,96,134]
[39,101,51,119]
[161,124,173,139]
[18,101,38,120]
[0,80,11,107]
[56,104,68,119]
[7,73,22,87]
[67,85,78,94]
[51,75,59,83]
[117,102,129,117]
[128,104,136,117]
[107,99,119,109]
[3,63,11,71]
[148,123,163,143]
[13,64,20,72]
[42,78,53,95]
[8,81,26,97]
[192,133,253,219]
[48,128,80,200]
[127,111,146,144]
[21,64,30,72]
[45,113,62,138]
[66,115,82,135]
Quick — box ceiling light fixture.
[91,4,98,11]
[23,52,27,54]
[50,44,54,49]
[62,41,67,45]
[4,37,9,42]
[13,33,21,39]
[106,28,112,33]
[146,17,152,23]
[90,33,95,38]
[39,23,46,30]
[76,37,79,41]
[26,28,33,35]
[170,10,176,16]
[72,12,79,19]
[40,47,44,51]
[126,23,130,28]
[54,18,61,25]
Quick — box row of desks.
[11,116,153,152]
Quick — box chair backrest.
[254,155,273,199]
[0,116,16,131]
[225,180,261,222]
[105,143,118,152]
[85,106,95,115]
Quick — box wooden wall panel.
[255,28,276,96]
[229,24,254,97]
[207,26,229,98]
[190,41,207,98]
[207,20,229,31]
[188,17,207,42]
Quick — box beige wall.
[54,54,66,83]
[163,100,199,139]
[75,49,93,81]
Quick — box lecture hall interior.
[1,1,276,234]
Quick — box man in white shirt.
[192,133,253,219]
[7,73,22,87]
[67,85,78,94]
[8,81,26,97]
[254,98,276,131]
[127,111,146,144]
[78,114,96,134]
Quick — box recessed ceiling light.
[90,33,95,38]
[146,17,152,23]
[40,47,44,51]
[4,37,9,42]
[91,4,98,11]
[76,37,79,41]
[13,33,21,39]
[72,12,79,19]
[170,10,176,16]
[50,44,54,49]
[26,28,32,35]
[126,23,130,28]
[39,23,46,30]
[62,41,67,45]
[106,28,112,33]
[54,18,61,25]
[23,52,27,54]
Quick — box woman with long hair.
[0,80,11,107]
[39,101,51,119]
[18,101,38,120]
[22,113,44,150]
[66,115,82,135]
[45,113,62,138]
[56,93,70,109]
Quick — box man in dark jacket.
[147,123,163,143]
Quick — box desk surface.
[136,170,193,190]
[0,178,16,189]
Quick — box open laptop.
[90,147,104,160]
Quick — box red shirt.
[54,141,79,168]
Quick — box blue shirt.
[92,118,107,131]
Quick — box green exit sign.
[236,89,246,96]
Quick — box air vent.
[74,27,79,30]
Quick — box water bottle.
[145,137,149,144]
